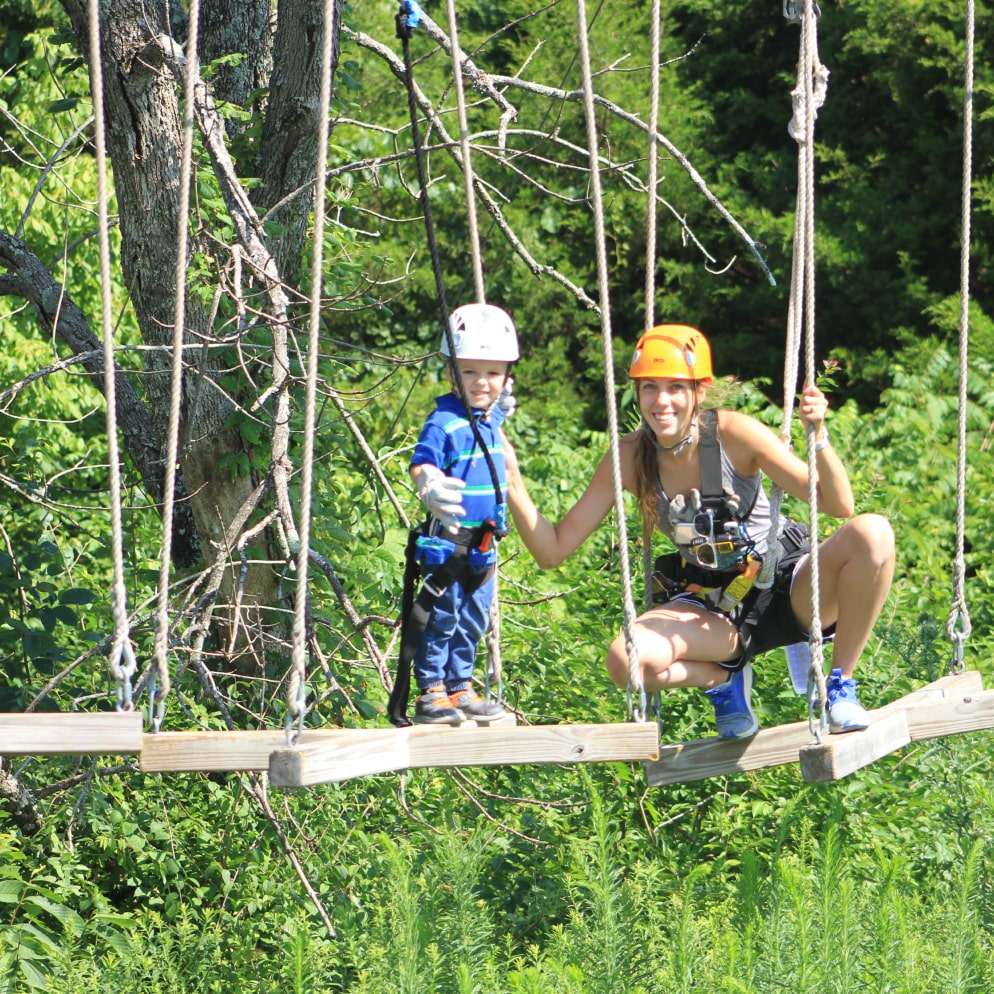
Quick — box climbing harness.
[387,525,497,727]
[650,410,761,616]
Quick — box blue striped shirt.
[411,393,507,539]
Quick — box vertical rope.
[947,0,975,670]
[444,0,486,304]
[796,0,828,733]
[575,0,645,720]
[642,0,662,614]
[443,0,505,701]
[150,0,202,731]
[286,0,338,743]
[86,0,137,710]
[644,0,661,332]
[446,0,504,701]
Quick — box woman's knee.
[605,635,630,688]
[849,512,896,564]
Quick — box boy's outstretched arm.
[411,463,466,534]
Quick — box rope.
[575,0,645,720]
[444,0,486,304]
[149,0,203,732]
[644,0,661,333]
[86,0,137,711]
[793,0,828,738]
[443,0,505,700]
[642,0,663,616]
[285,0,339,744]
[947,0,975,671]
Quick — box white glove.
[415,466,466,534]
[668,488,702,526]
[497,377,516,418]
[721,486,741,516]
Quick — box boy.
[408,303,518,724]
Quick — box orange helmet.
[628,325,712,382]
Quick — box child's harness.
[387,516,506,727]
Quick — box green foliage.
[0,833,134,993]
[0,535,106,708]
[2,3,994,992]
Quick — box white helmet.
[441,303,519,362]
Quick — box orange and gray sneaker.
[448,689,506,724]
[413,690,465,725]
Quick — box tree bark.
[55,0,332,662]
[254,0,340,279]
[201,0,274,111]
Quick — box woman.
[504,325,895,738]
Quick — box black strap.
[698,408,723,500]
[697,408,757,520]
[387,530,495,727]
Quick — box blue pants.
[413,564,495,693]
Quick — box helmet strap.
[484,366,514,420]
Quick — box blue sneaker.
[705,664,759,739]
[826,668,869,733]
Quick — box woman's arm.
[503,431,631,568]
[719,385,856,519]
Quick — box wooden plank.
[644,719,814,786]
[409,721,658,768]
[876,670,983,712]
[269,722,661,788]
[142,729,311,772]
[799,710,910,782]
[799,682,994,783]
[644,671,989,787]
[905,688,994,742]
[270,729,411,785]
[0,712,143,755]
[141,715,514,773]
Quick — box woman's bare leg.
[606,600,741,692]
[790,513,896,678]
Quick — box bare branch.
[0,232,164,499]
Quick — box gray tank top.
[655,445,779,565]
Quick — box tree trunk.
[54,0,342,667]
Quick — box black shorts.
[656,519,836,673]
